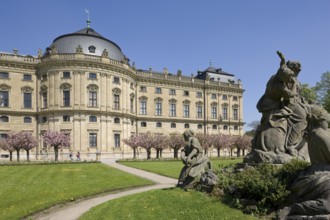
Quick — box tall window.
[63,90,70,106]
[42,92,47,108]
[169,100,176,117]
[89,133,97,147]
[233,108,238,120]
[130,97,134,113]
[196,92,202,98]
[140,98,147,115]
[196,105,202,118]
[114,94,120,110]
[23,92,32,108]
[0,91,9,107]
[89,91,97,107]
[169,89,176,95]
[211,106,217,119]
[211,93,217,99]
[114,134,120,148]
[183,102,190,118]
[222,107,228,120]
[155,98,162,116]
[155,87,162,94]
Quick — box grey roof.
[44,28,126,62]
[196,66,237,83]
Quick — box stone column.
[53,71,59,109]
[73,71,80,109]
[80,71,86,109]
[100,73,107,111]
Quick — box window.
[222,95,228,100]
[184,123,190,129]
[211,93,217,99]
[89,116,97,122]
[169,100,176,117]
[211,106,217,119]
[223,125,228,130]
[24,116,32,123]
[140,86,147,92]
[42,117,47,123]
[42,74,47,80]
[196,105,202,118]
[233,96,238,101]
[130,97,134,113]
[114,94,120,110]
[0,91,9,107]
[0,133,8,139]
[183,91,189,96]
[169,89,176,95]
[113,77,120,84]
[171,123,176,128]
[23,92,32,108]
[197,124,203,129]
[114,118,120,124]
[155,101,162,116]
[155,87,162,94]
[89,133,97,147]
[63,72,70,78]
[114,134,120,148]
[0,116,9,122]
[23,74,32,81]
[140,98,147,115]
[88,46,96,53]
[222,107,228,120]
[233,108,238,120]
[63,90,70,106]
[89,91,97,107]
[156,122,162,128]
[212,124,217,130]
[63,115,70,122]
[183,102,190,118]
[42,92,47,108]
[141,122,147,127]
[0,72,9,79]
[89,73,97,79]
[234,125,238,130]
[196,92,202,98]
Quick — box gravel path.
[32,159,177,220]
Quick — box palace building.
[0,24,244,159]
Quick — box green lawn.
[80,187,257,220]
[119,158,242,179]
[0,163,153,220]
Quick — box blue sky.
[1,0,330,130]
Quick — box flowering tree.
[123,135,143,159]
[234,135,252,156]
[139,132,154,159]
[167,132,185,158]
[42,130,70,161]
[153,134,168,159]
[0,138,14,161]
[4,132,37,161]
[195,133,212,155]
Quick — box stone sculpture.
[244,51,310,164]
[177,130,211,188]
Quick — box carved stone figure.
[244,51,309,164]
[177,130,211,188]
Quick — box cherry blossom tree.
[195,133,212,155]
[42,130,70,161]
[123,135,143,159]
[4,132,37,161]
[139,132,154,159]
[210,133,234,157]
[233,135,252,156]
[0,138,14,161]
[167,132,185,158]
[153,134,168,159]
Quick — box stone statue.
[244,51,309,164]
[177,130,211,188]
[279,105,330,218]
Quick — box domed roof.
[45,27,126,62]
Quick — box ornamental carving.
[102,49,108,57]
[154,97,163,102]
[40,85,48,92]
[73,70,84,75]
[196,101,203,105]
[76,45,83,54]
[130,93,135,99]
[139,96,148,100]
[112,88,121,95]
[60,83,72,90]
[0,84,11,91]
[21,86,34,93]
[87,84,99,91]
[169,98,177,103]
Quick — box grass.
[80,187,258,220]
[119,157,243,179]
[0,163,153,220]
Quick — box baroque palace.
[0,24,244,159]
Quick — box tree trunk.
[217,149,220,157]
[133,148,136,159]
[16,150,20,162]
[160,149,163,158]
[230,149,233,157]
[26,150,30,161]
[147,149,151,160]
[54,147,59,161]
[156,149,160,159]
[237,148,241,157]
[174,148,178,159]
[243,149,245,156]
[9,151,12,161]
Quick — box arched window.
[156,122,162,128]
[141,121,147,127]
[42,117,47,123]
[212,124,217,130]
[234,125,238,130]
[184,123,190,129]
[24,116,32,123]
[63,115,70,122]
[88,45,96,53]
[171,123,176,128]
[223,125,228,130]
[0,116,9,123]
[197,124,203,129]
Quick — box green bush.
[215,160,310,215]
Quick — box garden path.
[33,159,177,220]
